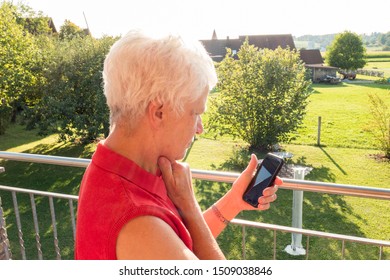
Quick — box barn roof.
[200,33,296,62]
[299,49,324,64]
[239,34,295,50]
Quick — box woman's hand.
[235,154,281,210]
[204,154,282,238]
[158,156,226,259]
[157,156,198,213]
[223,154,282,217]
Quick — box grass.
[362,51,390,76]
[289,83,390,149]
[1,82,390,260]
[189,82,390,259]
[366,51,390,59]
[0,125,95,260]
[365,62,390,77]
[365,53,390,77]
[321,50,390,77]
[187,139,390,260]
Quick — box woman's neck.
[103,123,160,175]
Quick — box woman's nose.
[196,116,204,135]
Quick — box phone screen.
[243,153,284,207]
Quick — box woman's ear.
[147,100,164,128]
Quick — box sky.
[22,0,390,40]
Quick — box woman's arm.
[203,154,281,238]
[116,215,199,260]
[158,157,226,260]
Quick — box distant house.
[47,18,57,33]
[299,49,338,82]
[243,34,295,50]
[24,17,58,34]
[200,30,296,62]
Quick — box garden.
[1,2,389,260]
[1,80,389,259]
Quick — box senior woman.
[75,30,281,260]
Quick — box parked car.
[320,75,341,84]
[339,71,356,80]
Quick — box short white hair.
[103,30,217,128]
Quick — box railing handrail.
[0,151,90,168]
[1,151,390,200]
[0,184,78,200]
[231,218,390,247]
[1,182,390,250]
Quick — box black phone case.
[243,153,284,207]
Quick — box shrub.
[207,40,312,151]
[368,92,390,159]
[31,36,117,143]
[374,77,390,85]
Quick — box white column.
[285,166,307,256]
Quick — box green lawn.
[1,82,390,260]
[186,138,390,259]
[289,83,390,149]
[366,51,390,57]
[364,60,390,77]
[361,51,390,76]
[189,82,390,259]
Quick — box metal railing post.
[29,194,43,260]
[0,196,12,260]
[285,166,310,256]
[0,166,12,260]
[241,225,246,260]
[11,191,26,259]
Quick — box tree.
[32,36,116,143]
[0,2,44,133]
[59,20,87,40]
[326,31,366,71]
[207,40,312,151]
[378,32,390,51]
[15,3,53,35]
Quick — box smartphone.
[242,153,284,207]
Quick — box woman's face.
[161,90,208,161]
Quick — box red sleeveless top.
[75,142,193,259]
